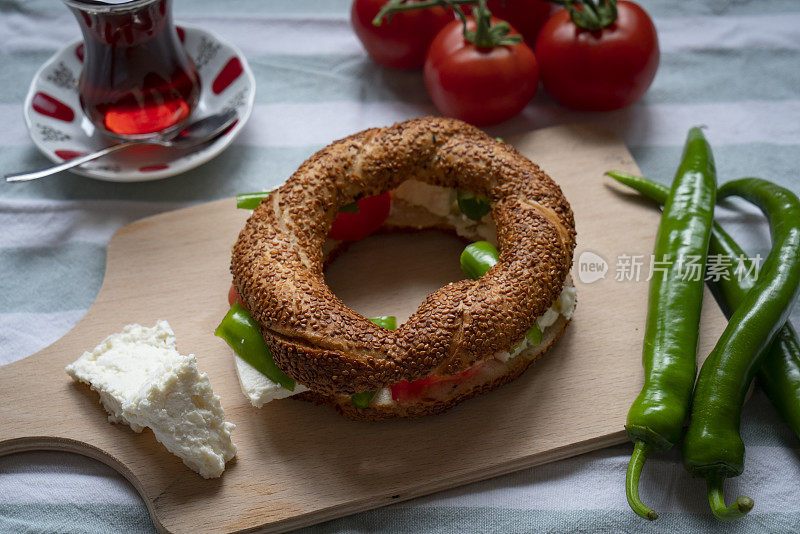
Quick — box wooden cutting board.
[0,124,727,533]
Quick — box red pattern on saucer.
[32,92,75,122]
[212,57,243,95]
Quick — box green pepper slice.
[339,200,360,213]
[350,391,377,409]
[457,190,491,221]
[460,241,499,280]
[526,323,543,345]
[236,191,270,210]
[460,240,545,350]
[367,315,397,330]
[215,302,296,390]
[350,315,398,409]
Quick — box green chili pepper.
[681,178,800,521]
[214,302,296,390]
[460,241,500,279]
[607,170,800,446]
[460,241,547,350]
[457,190,491,221]
[236,191,271,210]
[759,325,800,437]
[350,315,398,409]
[623,127,717,521]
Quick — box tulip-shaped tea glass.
[62,0,201,139]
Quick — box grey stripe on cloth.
[2,0,800,532]
[4,99,800,149]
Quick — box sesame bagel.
[231,117,576,399]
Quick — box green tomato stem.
[625,441,658,521]
[706,477,754,521]
[373,0,521,47]
[545,0,618,31]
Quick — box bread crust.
[231,117,576,396]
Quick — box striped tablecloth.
[2,0,799,532]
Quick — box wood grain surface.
[0,124,728,533]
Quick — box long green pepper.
[606,171,800,441]
[682,178,800,520]
[623,127,717,521]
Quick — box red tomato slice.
[391,363,484,403]
[328,192,391,241]
[228,284,242,307]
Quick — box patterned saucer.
[23,23,255,182]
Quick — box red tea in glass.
[63,0,200,138]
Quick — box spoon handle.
[5,140,139,182]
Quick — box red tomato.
[391,364,483,403]
[423,18,538,126]
[471,0,555,45]
[228,284,242,307]
[351,0,452,70]
[535,1,659,111]
[328,192,391,241]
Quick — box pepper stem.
[706,477,754,521]
[625,441,658,520]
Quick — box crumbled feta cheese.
[537,308,560,329]
[393,180,498,243]
[496,284,577,363]
[559,285,578,320]
[374,387,393,407]
[66,321,236,479]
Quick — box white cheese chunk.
[393,180,455,218]
[559,285,578,320]
[65,320,236,479]
[234,354,308,408]
[393,180,498,243]
[496,284,578,363]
